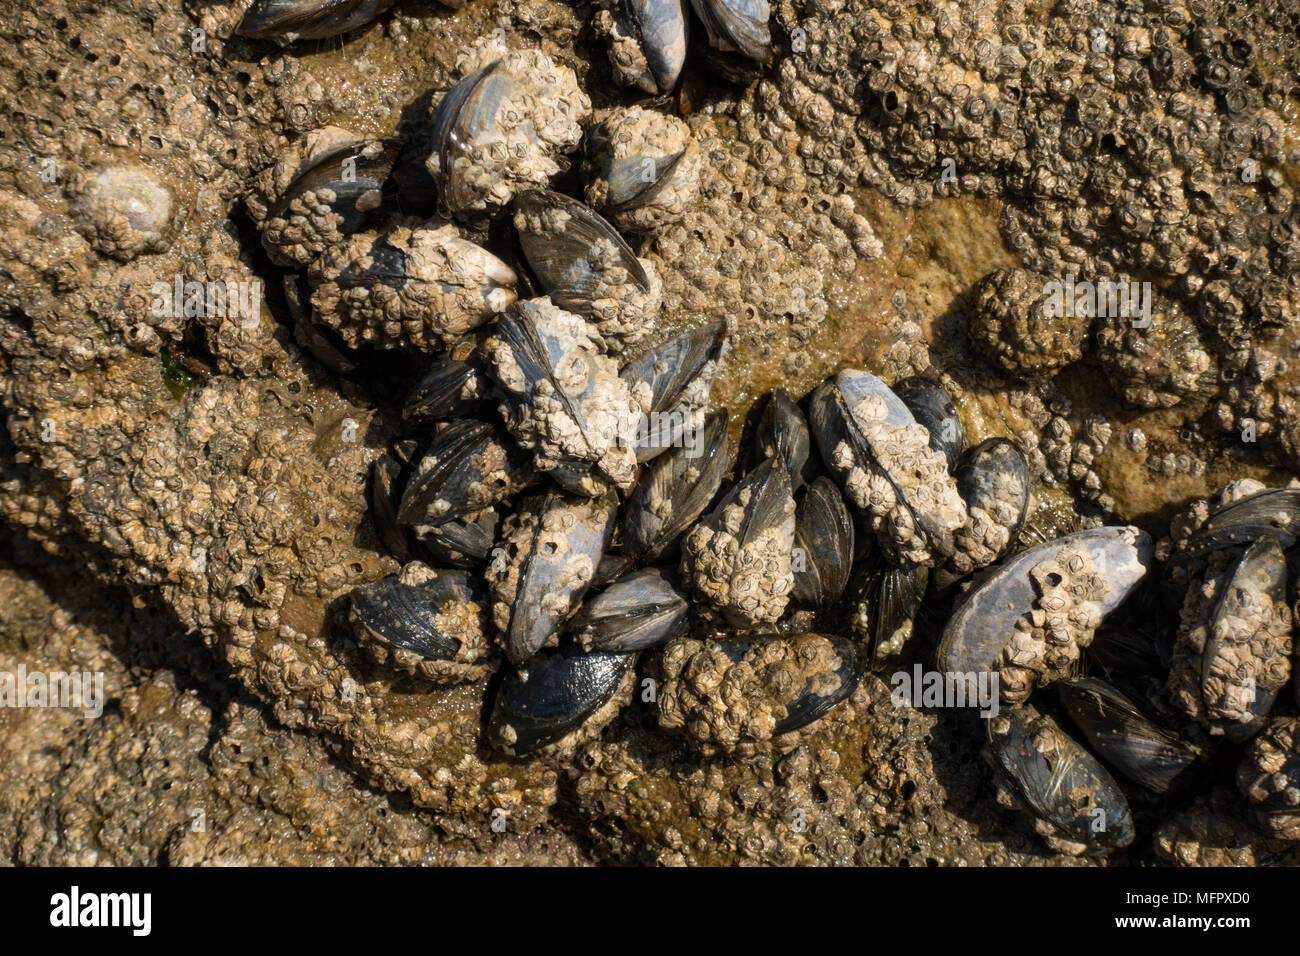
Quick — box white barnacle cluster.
[999,545,1105,703]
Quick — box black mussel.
[513,189,661,352]
[792,477,854,609]
[986,705,1135,855]
[1173,487,1300,561]
[347,564,494,682]
[570,567,690,652]
[809,369,967,566]
[487,490,619,665]
[892,376,964,471]
[859,562,928,659]
[1237,717,1300,841]
[937,526,1155,704]
[371,451,410,558]
[655,633,860,752]
[621,321,726,462]
[949,438,1031,577]
[420,509,502,569]
[396,420,535,537]
[1058,677,1203,795]
[237,0,398,42]
[593,0,690,94]
[403,337,485,424]
[488,642,636,756]
[1168,536,1292,739]
[679,458,796,627]
[687,0,771,63]
[754,389,815,489]
[590,552,636,590]
[484,297,643,496]
[624,409,730,562]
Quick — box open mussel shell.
[236,0,398,41]
[792,477,854,609]
[892,376,964,470]
[755,389,815,489]
[347,566,493,682]
[489,490,619,665]
[687,0,771,63]
[986,705,1135,854]
[402,337,485,424]
[396,420,534,535]
[624,409,730,562]
[488,642,636,756]
[1058,678,1203,795]
[937,526,1155,682]
[570,567,690,652]
[621,321,726,462]
[862,562,928,659]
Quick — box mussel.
[949,437,1031,577]
[569,567,690,651]
[687,0,771,63]
[621,321,726,462]
[592,0,690,94]
[236,0,398,42]
[754,388,815,489]
[791,477,854,609]
[583,106,701,234]
[892,376,964,470]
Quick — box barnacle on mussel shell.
[621,321,726,462]
[487,489,618,665]
[484,297,646,496]
[236,0,399,42]
[892,376,964,471]
[679,458,796,628]
[428,52,591,222]
[810,369,967,566]
[1237,717,1300,841]
[937,527,1156,704]
[488,642,637,756]
[583,107,702,234]
[402,336,486,425]
[592,0,689,94]
[654,633,859,754]
[623,408,731,562]
[1167,536,1293,738]
[569,567,690,652]
[949,438,1031,577]
[251,129,396,268]
[985,705,1135,856]
[347,562,494,683]
[308,217,517,352]
[513,189,663,353]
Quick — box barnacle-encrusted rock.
[428,45,592,221]
[583,106,702,234]
[307,217,516,352]
[484,298,645,495]
[970,267,1089,378]
[1237,717,1300,841]
[68,164,175,261]
[679,459,795,628]
[1094,295,1218,409]
[654,633,855,754]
